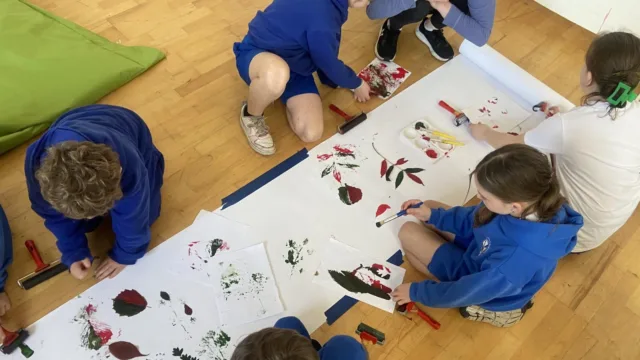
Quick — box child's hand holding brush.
[401,199,432,222]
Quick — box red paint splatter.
[359,72,371,82]
[333,168,342,183]
[507,132,518,136]
[391,67,409,80]
[492,125,499,129]
[487,97,498,104]
[187,241,200,256]
[317,153,333,161]
[219,242,229,251]
[379,63,387,68]
[426,149,438,159]
[501,110,508,115]
[85,304,97,316]
[395,158,408,165]
[406,173,424,185]
[371,280,392,294]
[89,320,113,345]
[375,204,391,217]
[422,135,431,141]
[346,184,362,203]
[380,160,388,177]
[333,145,353,154]
[184,304,193,316]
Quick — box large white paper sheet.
[210,243,284,327]
[313,237,406,313]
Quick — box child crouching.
[392,144,583,327]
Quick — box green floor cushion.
[0,0,165,154]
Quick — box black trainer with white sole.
[375,20,401,62]
[415,20,454,62]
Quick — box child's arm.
[410,269,518,308]
[435,0,496,46]
[0,205,13,294]
[428,205,478,246]
[366,0,417,19]
[307,31,362,90]
[109,174,152,266]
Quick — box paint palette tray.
[400,119,456,162]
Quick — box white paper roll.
[459,40,575,110]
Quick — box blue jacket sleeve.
[307,30,362,89]
[443,0,496,46]
[409,269,518,308]
[366,0,416,19]
[0,205,13,292]
[428,205,477,248]
[109,170,152,265]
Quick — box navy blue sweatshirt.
[0,205,13,292]
[238,0,362,89]
[411,203,582,311]
[25,105,164,267]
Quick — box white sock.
[423,19,437,32]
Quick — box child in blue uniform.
[0,204,13,321]
[392,144,583,327]
[233,0,371,156]
[231,316,366,360]
[25,105,164,281]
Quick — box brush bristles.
[376,222,382,228]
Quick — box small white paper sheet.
[313,237,406,313]
[210,243,284,327]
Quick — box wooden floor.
[2,0,639,358]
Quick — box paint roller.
[1,327,33,357]
[438,100,470,126]
[17,240,68,290]
[328,104,368,134]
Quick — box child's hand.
[354,81,371,103]
[0,292,11,316]
[391,283,412,305]
[95,257,127,280]
[402,199,432,222]
[469,123,491,141]
[70,258,92,280]
[428,0,452,17]
[545,106,560,118]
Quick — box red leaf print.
[406,173,424,185]
[492,125,499,129]
[317,153,333,161]
[333,168,342,183]
[395,158,408,165]
[426,149,438,159]
[346,184,363,203]
[333,145,354,154]
[380,160,388,177]
[391,67,408,80]
[375,204,391,217]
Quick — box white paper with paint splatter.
[357,58,411,99]
[169,212,254,286]
[209,242,284,327]
[313,237,406,313]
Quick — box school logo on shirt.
[479,238,491,255]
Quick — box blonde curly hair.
[35,141,123,219]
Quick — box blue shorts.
[274,317,367,360]
[427,240,471,282]
[233,41,319,104]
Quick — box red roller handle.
[25,240,49,272]
[438,100,460,116]
[329,104,352,121]
[418,311,441,330]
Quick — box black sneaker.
[375,19,401,61]
[415,20,454,61]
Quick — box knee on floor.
[293,120,323,143]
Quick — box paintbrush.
[423,130,456,140]
[429,138,465,146]
[376,202,424,228]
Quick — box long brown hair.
[583,32,640,118]
[472,144,565,226]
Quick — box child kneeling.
[392,144,583,327]
[232,316,366,360]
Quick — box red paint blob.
[109,341,146,360]
[379,160,388,177]
[395,158,408,165]
[317,153,333,161]
[184,304,193,316]
[90,320,113,345]
[85,304,97,316]
[375,204,391,217]
[333,145,354,154]
[507,132,518,136]
[426,149,438,159]
[115,290,148,308]
[422,135,431,141]
[492,125,499,129]
[219,242,229,251]
[346,184,362,203]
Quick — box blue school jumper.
[275,317,367,359]
[0,205,13,292]
[412,203,582,311]
[25,105,164,267]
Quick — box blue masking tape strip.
[221,148,308,209]
[324,249,404,325]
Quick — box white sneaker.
[239,102,275,156]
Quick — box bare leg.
[398,222,448,276]
[247,53,290,116]
[285,93,324,143]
